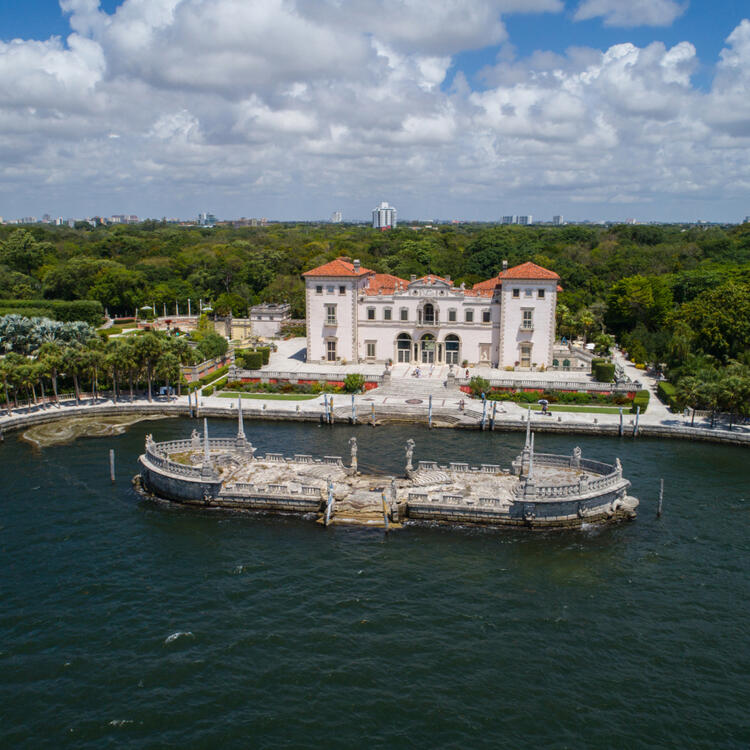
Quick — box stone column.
[405,439,415,477]
[349,436,358,474]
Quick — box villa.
[303,258,561,368]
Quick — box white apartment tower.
[372,202,397,229]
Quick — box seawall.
[1,399,749,448]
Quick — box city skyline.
[1,1,749,222]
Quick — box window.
[482,309,491,323]
[512,288,520,298]
[339,285,346,295]
[366,341,376,358]
[538,289,545,299]
[327,285,335,294]
[524,288,533,297]
[465,310,474,323]
[367,307,376,320]
[384,308,392,321]
[326,340,337,361]
[522,309,533,330]
[316,285,323,295]
[448,309,457,322]
[423,303,435,324]
[325,304,337,325]
[400,308,408,321]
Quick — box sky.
[0,0,749,223]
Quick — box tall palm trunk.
[147,363,153,402]
[40,380,46,408]
[129,371,134,402]
[3,377,11,415]
[52,370,58,403]
[112,369,118,403]
[690,407,695,427]
[30,383,37,403]
[73,374,80,405]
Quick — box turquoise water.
[1,419,749,748]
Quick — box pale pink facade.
[303,258,559,368]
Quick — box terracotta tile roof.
[497,261,560,280]
[413,274,452,286]
[364,273,408,295]
[471,276,502,292]
[302,257,373,277]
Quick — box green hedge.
[256,346,271,365]
[593,361,615,383]
[203,385,214,396]
[239,351,263,369]
[51,300,103,326]
[657,381,678,410]
[0,298,103,326]
[632,389,650,413]
[197,364,229,387]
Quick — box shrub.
[203,385,214,396]
[51,299,104,326]
[468,376,490,397]
[256,346,271,365]
[632,389,650,413]
[344,373,366,393]
[241,351,263,370]
[593,361,615,382]
[657,381,678,410]
[197,365,229,387]
[196,332,228,360]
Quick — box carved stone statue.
[191,429,200,450]
[405,439,415,474]
[146,433,154,449]
[572,445,582,469]
[615,457,622,476]
[349,437,358,473]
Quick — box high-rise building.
[331,210,343,223]
[552,215,564,226]
[372,201,397,229]
[516,215,533,225]
[198,212,217,226]
[501,215,515,225]
[744,216,750,224]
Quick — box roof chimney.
[410,274,416,282]
[353,259,361,273]
[502,259,508,272]
[445,275,451,283]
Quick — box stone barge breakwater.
[136,412,639,530]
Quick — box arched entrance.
[396,333,412,363]
[445,334,460,365]
[420,333,436,364]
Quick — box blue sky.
[0,1,749,222]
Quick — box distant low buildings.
[372,201,397,229]
[502,215,534,225]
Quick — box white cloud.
[574,0,687,28]
[0,2,747,221]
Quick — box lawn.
[218,391,320,401]
[520,403,624,415]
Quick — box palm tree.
[168,337,196,397]
[38,342,64,404]
[134,332,165,402]
[0,357,13,414]
[155,352,180,398]
[676,375,702,427]
[62,345,84,405]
